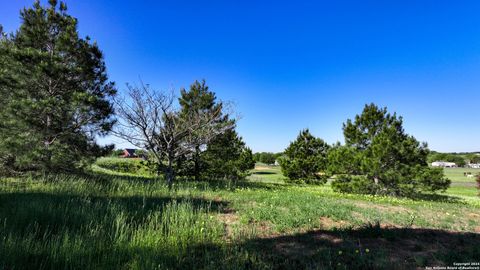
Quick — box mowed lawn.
[249,165,480,198]
[0,165,479,269]
[443,167,480,198]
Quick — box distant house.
[121,149,137,158]
[431,161,457,168]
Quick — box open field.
[443,168,479,198]
[250,165,480,197]
[0,165,479,269]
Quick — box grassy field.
[0,164,479,269]
[443,167,480,198]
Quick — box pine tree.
[202,128,255,180]
[331,103,450,196]
[178,80,224,181]
[279,129,330,184]
[0,1,116,173]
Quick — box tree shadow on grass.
[85,170,158,183]
[251,171,278,175]
[84,170,285,192]
[185,178,286,191]
[407,193,465,204]
[222,224,480,269]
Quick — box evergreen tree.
[0,1,116,173]
[279,129,330,184]
[202,128,255,180]
[178,80,224,181]
[331,103,450,196]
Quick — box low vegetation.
[1,165,479,269]
[95,157,151,175]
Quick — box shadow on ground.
[251,171,278,175]
[1,188,479,269]
[206,224,480,269]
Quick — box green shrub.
[95,158,150,175]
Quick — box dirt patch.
[254,166,274,170]
[318,216,350,229]
[217,210,239,240]
[468,212,480,218]
[247,226,480,269]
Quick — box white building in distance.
[431,161,457,168]
[467,163,480,169]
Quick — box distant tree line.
[0,1,255,184]
[252,152,283,165]
[280,104,451,197]
[427,152,480,167]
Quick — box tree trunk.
[43,114,52,170]
[166,152,175,189]
[194,145,200,181]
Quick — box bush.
[95,158,150,175]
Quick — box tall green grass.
[1,171,479,269]
[95,157,151,175]
[0,174,228,269]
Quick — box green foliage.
[0,1,115,173]
[109,149,125,157]
[202,129,255,180]
[428,152,467,167]
[331,103,450,196]
[95,157,151,175]
[176,80,254,181]
[279,129,330,184]
[253,152,279,165]
[469,155,480,164]
[326,145,361,175]
[331,175,376,194]
[177,80,225,181]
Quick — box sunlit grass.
[0,164,479,269]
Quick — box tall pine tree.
[178,80,223,180]
[0,0,116,173]
[331,103,450,196]
[177,80,254,181]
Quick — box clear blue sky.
[2,0,480,153]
